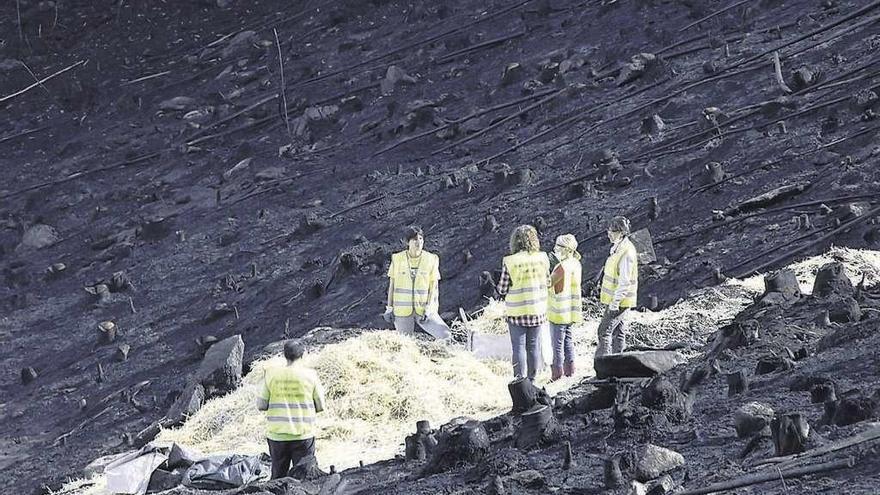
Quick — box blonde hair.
[509,225,540,254]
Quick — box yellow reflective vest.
[259,364,325,441]
[503,251,550,318]
[600,238,638,308]
[548,256,583,324]
[389,250,440,317]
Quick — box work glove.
[382,306,394,323]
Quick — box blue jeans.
[508,322,545,380]
[550,323,575,368]
[595,308,627,358]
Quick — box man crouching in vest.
[256,341,326,479]
[594,216,638,363]
[383,225,451,340]
[496,225,551,381]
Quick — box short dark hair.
[608,216,631,236]
[404,225,423,242]
[283,340,305,362]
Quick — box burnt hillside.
[1,0,879,492]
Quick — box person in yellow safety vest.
[594,216,639,361]
[256,340,326,480]
[383,226,451,340]
[548,234,583,381]
[495,225,550,381]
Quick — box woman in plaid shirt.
[495,225,551,381]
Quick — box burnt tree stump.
[764,269,802,297]
[97,321,117,345]
[755,355,795,375]
[21,367,38,384]
[423,420,490,475]
[404,420,438,461]
[515,404,559,449]
[810,382,837,404]
[508,378,538,414]
[812,262,853,298]
[726,370,749,397]
[771,413,810,456]
[604,454,624,488]
[642,375,691,422]
[709,320,759,357]
[706,162,725,184]
[827,395,878,426]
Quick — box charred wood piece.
[810,382,837,403]
[515,404,559,449]
[405,420,438,461]
[771,413,810,456]
[727,370,749,397]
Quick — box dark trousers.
[267,437,315,480]
[595,308,627,358]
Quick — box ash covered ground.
[1,0,879,493]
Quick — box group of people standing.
[382,216,639,381]
[255,216,640,480]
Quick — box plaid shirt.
[495,264,548,327]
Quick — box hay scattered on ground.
[629,247,880,351]
[157,331,513,471]
[734,246,880,295]
[60,249,880,495]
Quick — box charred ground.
[1,0,879,492]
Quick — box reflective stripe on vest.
[390,251,439,317]
[599,238,638,308]
[548,257,583,324]
[264,366,319,440]
[503,251,549,318]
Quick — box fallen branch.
[339,287,378,313]
[187,94,278,140]
[675,457,854,495]
[580,377,650,385]
[816,124,880,150]
[152,64,226,93]
[121,70,171,86]
[576,6,880,158]
[771,51,793,94]
[430,87,568,156]
[274,28,292,138]
[655,91,856,167]
[229,176,299,206]
[0,126,48,145]
[15,0,23,41]
[657,194,880,244]
[0,149,165,200]
[0,60,86,103]
[54,406,113,446]
[436,30,526,63]
[287,0,534,91]
[678,0,753,32]
[725,224,835,274]
[656,33,708,55]
[630,107,761,162]
[750,423,880,469]
[485,75,673,165]
[329,194,387,219]
[783,12,880,63]
[373,88,556,157]
[740,204,880,277]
